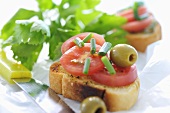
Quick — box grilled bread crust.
[49,61,140,112]
[125,21,161,52]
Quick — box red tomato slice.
[118,6,147,22]
[61,32,105,54]
[90,64,138,87]
[60,43,104,76]
[121,15,153,32]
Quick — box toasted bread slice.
[49,61,140,112]
[125,21,161,52]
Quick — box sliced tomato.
[122,15,153,32]
[90,64,138,87]
[61,32,105,54]
[60,43,104,76]
[118,6,147,22]
[118,5,153,33]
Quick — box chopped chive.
[83,33,93,43]
[73,37,84,47]
[83,58,91,75]
[138,1,144,6]
[101,56,116,75]
[98,42,112,56]
[90,38,96,54]
[133,1,145,20]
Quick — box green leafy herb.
[84,13,127,34]
[104,29,127,47]
[1,8,42,41]
[11,43,43,70]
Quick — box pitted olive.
[80,96,106,113]
[110,44,138,67]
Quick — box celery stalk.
[0,49,32,83]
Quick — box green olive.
[80,96,106,113]
[110,44,138,67]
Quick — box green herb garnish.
[98,42,112,56]
[133,1,148,20]
[73,37,84,47]
[90,38,96,54]
[83,58,91,75]
[83,33,93,43]
[101,56,116,75]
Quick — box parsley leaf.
[84,13,127,34]
[104,29,127,47]
[13,19,50,45]
[36,0,54,11]
[11,43,43,70]
[0,8,41,40]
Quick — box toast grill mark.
[51,63,61,72]
[62,75,106,101]
[79,83,105,100]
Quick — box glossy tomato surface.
[60,43,104,76]
[61,32,105,54]
[118,6,152,32]
[90,64,138,87]
[118,6,147,22]
[122,16,153,32]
